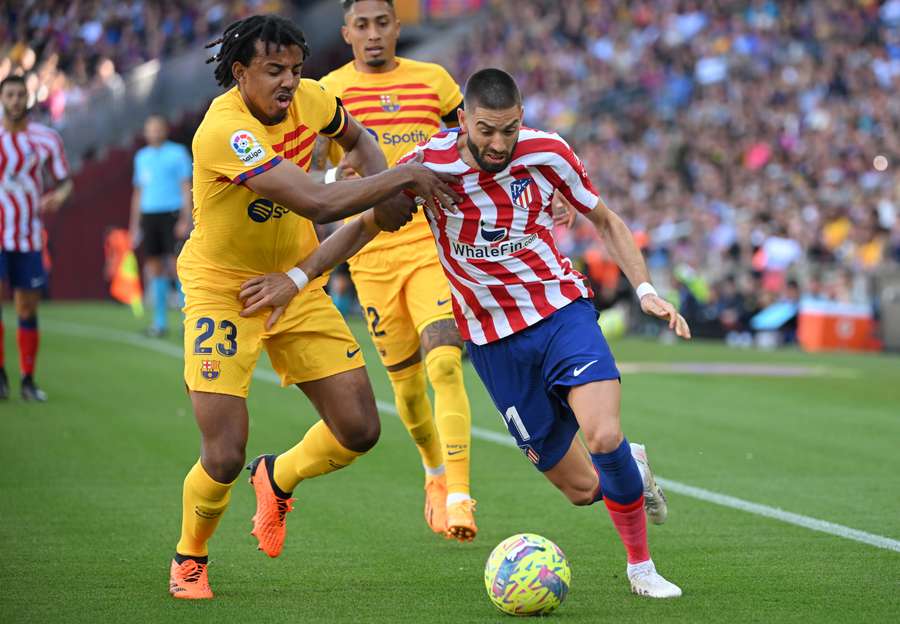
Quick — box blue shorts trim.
[467,298,620,472]
[0,251,47,290]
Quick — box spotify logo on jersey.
[247,199,289,223]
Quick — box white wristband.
[636,282,657,300]
[324,167,338,184]
[286,267,309,291]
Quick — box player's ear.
[341,24,351,45]
[232,61,246,85]
[457,107,467,130]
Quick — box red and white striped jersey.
[0,122,69,252]
[399,127,601,345]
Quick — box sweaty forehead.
[346,1,394,21]
[471,106,521,128]
[251,40,304,67]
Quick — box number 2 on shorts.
[366,306,386,337]
[193,317,238,357]
[504,405,531,441]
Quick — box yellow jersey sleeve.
[433,65,464,122]
[303,79,350,139]
[193,110,282,185]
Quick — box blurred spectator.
[0,0,282,124]
[451,0,900,341]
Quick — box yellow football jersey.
[319,57,463,255]
[179,79,348,286]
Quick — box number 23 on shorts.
[193,317,238,356]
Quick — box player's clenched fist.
[373,194,417,232]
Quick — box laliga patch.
[200,359,221,381]
[230,130,266,165]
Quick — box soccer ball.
[484,533,571,616]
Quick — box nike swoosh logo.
[447,449,466,456]
[346,347,361,358]
[437,298,451,306]
[573,360,598,377]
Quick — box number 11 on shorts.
[503,405,530,441]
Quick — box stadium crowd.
[452,0,900,339]
[0,0,281,124]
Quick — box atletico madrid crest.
[510,178,535,208]
[522,445,540,465]
[380,94,401,112]
[201,359,221,381]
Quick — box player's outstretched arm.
[583,199,691,339]
[237,194,421,329]
[238,210,382,328]
[244,119,459,224]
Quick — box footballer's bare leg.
[297,366,381,453]
[543,436,601,506]
[248,367,380,558]
[420,319,476,541]
[170,391,247,599]
[565,380,681,598]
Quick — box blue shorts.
[467,298,620,472]
[0,251,47,291]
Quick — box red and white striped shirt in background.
[0,122,69,252]
[399,127,601,345]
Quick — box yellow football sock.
[273,420,365,493]
[176,460,236,557]
[388,362,444,470]
[426,346,471,496]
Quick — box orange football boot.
[247,454,295,558]
[445,498,478,542]
[424,474,448,534]
[169,558,213,600]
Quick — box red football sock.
[17,319,39,376]
[604,496,650,564]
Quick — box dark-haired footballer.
[255,68,693,599]
[168,13,459,599]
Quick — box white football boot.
[630,442,668,525]
[627,560,683,598]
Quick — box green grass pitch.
[1,302,898,623]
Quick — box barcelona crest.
[380,93,401,113]
[201,359,221,381]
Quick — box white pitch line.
[44,320,900,553]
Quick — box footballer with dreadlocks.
[168,13,459,599]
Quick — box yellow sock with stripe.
[426,346,472,498]
[176,460,236,557]
[273,420,365,493]
[388,362,444,471]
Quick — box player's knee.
[15,301,38,319]
[425,348,462,387]
[203,446,246,483]
[583,427,622,454]
[334,414,381,453]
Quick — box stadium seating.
[449,0,900,341]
